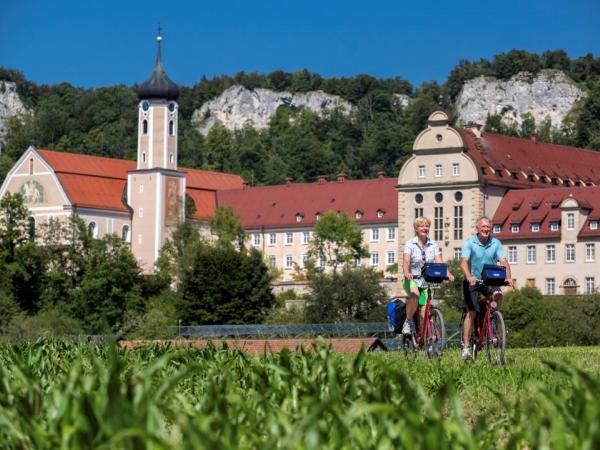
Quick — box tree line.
[1,49,599,187]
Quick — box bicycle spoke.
[486,310,506,365]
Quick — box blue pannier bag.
[421,263,448,283]
[387,298,406,334]
[482,264,506,286]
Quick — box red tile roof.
[36,149,244,213]
[458,130,600,189]
[491,186,600,240]
[217,177,398,229]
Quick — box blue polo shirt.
[462,234,504,279]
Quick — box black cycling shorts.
[462,279,501,314]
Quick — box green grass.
[0,340,598,449]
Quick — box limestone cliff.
[0,81,31,151]
[192,85,354,135]
[455,70,586,129]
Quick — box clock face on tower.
[168,102,175,112]
[142,101,150,111]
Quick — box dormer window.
[355,210,363,220]
[376,209,385,218]
[296,213,304,223]
[511,224,519,233]
[493,224,501,233]
[531,223,540,232]
[591,221,598,230]
[142,119,148,135]
[550,222,559,231]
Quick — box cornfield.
[0,340,598,449]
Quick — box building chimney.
[465,122,483,138]
[336,172,347,183]
[285,177,293,186]
[531,133,538,144]
[377,171,386,180]
[242,181,249,189]
[317,175,328,184]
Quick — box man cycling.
[460,216,513,360]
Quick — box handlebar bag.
[482,264,506,286]
[421,263,447,283]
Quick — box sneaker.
[461,347,471,361]
[402,320,412,335]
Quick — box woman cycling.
[402,216,454,335]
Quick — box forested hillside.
[1,49,599,186]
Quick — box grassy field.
[0,340,598,449]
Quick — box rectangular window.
[269,233,276,246]
[454,248,462,259]
[546,278,556,295]
[418,165,425,178]
[508,246,517,264]
[531,223,540,232]
[527,245,536,263]
[302,254,308,267]
[302,231,310,245]
[586,243,595,262]
[565,243,575,262]
[434,207,443,241]
[415,208,423,219]
[387,226,396,241]
[550,222,559,231]
[252,233,261,247]
[511,224,519,233]
[139,184,144,193]
[370,252,379,267]
[590,221,598,230]
[268,255,276,266]
[285,254,293,269]
[138,208,143,218]
[386,251,395,265]
[567,213,575,230]
[546,244,556,263]
[493,224,501,233]
[371,228,379,242]
[586,277,595,294]
[452,163,460,176]
[435,164,442,177]
[453,206,463,240]
[285,232,293,245]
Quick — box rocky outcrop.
[0,81,31,151]
[192,85,354,135]
[455,70,586,129]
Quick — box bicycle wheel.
[425,308,446,359]
[486,310,506,365]
[402,333,418,362]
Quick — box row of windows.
[253,227,397,247]
[30,218,132,243]
[414,191,463,205]
[141,119,176,136]
[268,251,397,269]
[415,206,463,242]
[507,243,596,264]
[541,277,596,295]
[496,217,599,234]
[417,163,460,178]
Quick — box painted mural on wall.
[20,180,46,204]
[164,177,180,226]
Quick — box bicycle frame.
[473,295,496,351]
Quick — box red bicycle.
[402,273,446,361]
[460,280,507,365]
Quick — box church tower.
[128,31,186,271]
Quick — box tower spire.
[137,28,179,101]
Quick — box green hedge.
[503,287,600,347]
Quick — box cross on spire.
[157,23,162,41]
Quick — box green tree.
[304,266,386,323]
[177,241,274,324]
[210,205,246,248]
[309,211,368,271]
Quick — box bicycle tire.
[485,310,506,365]
[402,333,418,362]
[425,308,446,359]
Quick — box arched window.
[169,153,174,164]
[88,221,98,239]
[28,217,35,241]
[121,225,130,243]
[142,119,148,135]
[563,277,577,295]
[169,120,174,136]
[142,152,146,163]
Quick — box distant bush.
[503,287,600,347]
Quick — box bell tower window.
[169,120,174,136]
[142,119,148,135]
[142,152,146,163]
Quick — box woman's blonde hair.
[413,216,431,229]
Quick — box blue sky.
[1,0,599,89]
